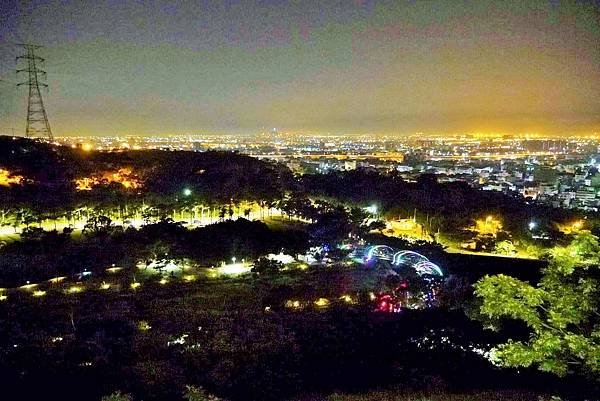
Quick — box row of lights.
[285,295,357,309]
[1,257,250,302]
[4,255,253,301]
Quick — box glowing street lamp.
[528,221,537,230]
[183,188,192,197]
[231,257,237,264]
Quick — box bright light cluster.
[0,169,24,187]
[473,215,502,236]
[75,168,141,191]
[66,285,84,294]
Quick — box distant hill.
[0,136,293,207]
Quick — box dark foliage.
[0,219,309,286]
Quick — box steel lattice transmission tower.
[16,43,53,140]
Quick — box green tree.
[20,226,48,242]
[474,232,600,377]
[183,385,224,401]
[493,240,517,256]
[83,214,113,236]
[101,391,133,401]
[251,257,283,275]
[348,207,369,237]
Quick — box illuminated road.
[444,245,537,260]
[0,207,284,241]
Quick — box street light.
[528,221,537,230]
[183,188,192,197]
[231,257,237,264]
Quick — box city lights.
[1,1,599,399]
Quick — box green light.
[183,188,192,196]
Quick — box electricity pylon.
[16,43,53,140]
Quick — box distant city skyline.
[1,0,599,136]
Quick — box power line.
[16,43,53,141]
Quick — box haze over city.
[3,2,600,401]
[1,0,599,136]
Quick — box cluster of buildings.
[406,157,600,211]
[52,132,600,211]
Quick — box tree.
[15,208,38,228]
[83,214,113,236]
[474,232,600,377]
[251,257,283,275]
[367,220,387,233]
[493,240,517,256]
[141,240,172,274]
[310,207,352,246]
[101,391,133,401]
[183,385,224,401]
[148,240,171,261]
[142,206,160,224]
[20,226,48,242]
[348,207,369,237]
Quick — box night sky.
[1,0,599,136]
